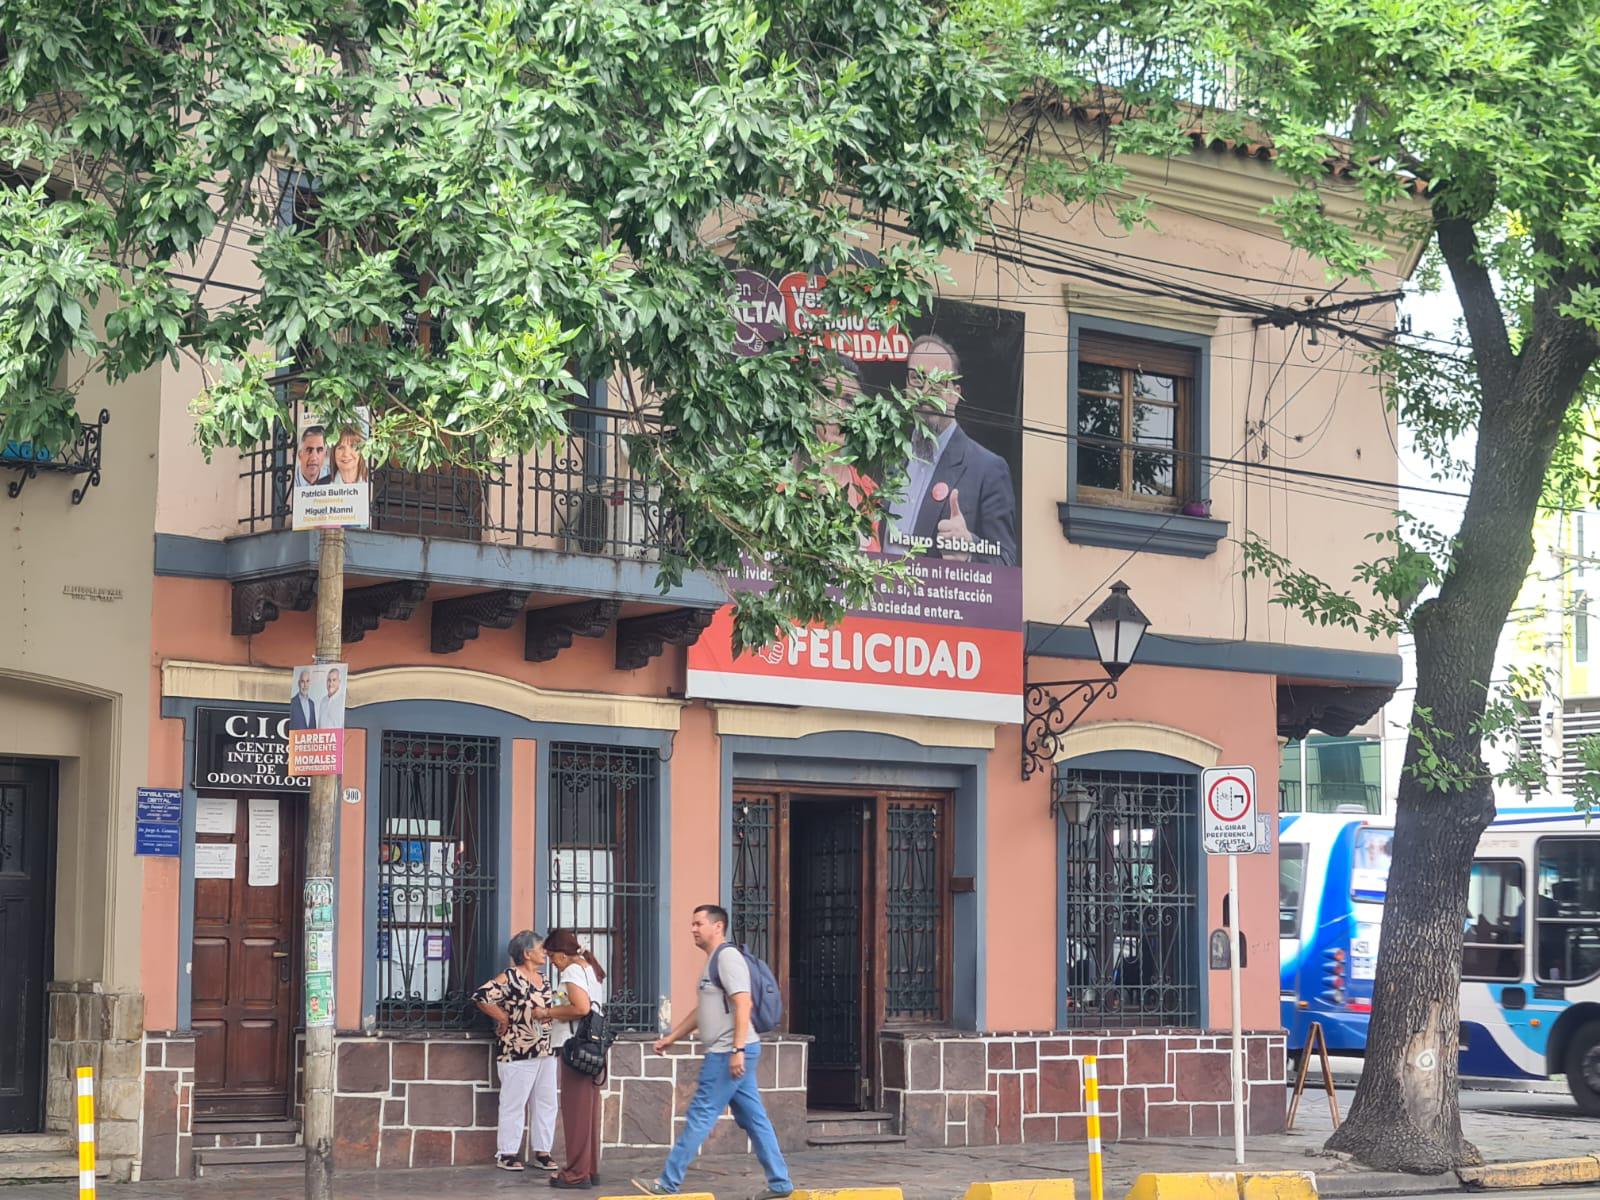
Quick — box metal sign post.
[1201,765,1256,1168]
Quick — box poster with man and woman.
[291,407,371,531]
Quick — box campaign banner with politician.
[287,663,348,776]
[291,406,371,531]
[688,275,1025,724]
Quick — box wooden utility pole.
[304,526,345,1200]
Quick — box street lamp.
[1022,580,1152,780]
[1049,780,1095,825]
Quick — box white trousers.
[496,1056,560,1157]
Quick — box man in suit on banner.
[883,334,1018,566]
[289,669,319,731]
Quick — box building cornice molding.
[160,660,684,731]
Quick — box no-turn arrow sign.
[1202,765,1258,855]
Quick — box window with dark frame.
[1056,767,1200,1027]
[547,742,661,1033]
[375,731,499,1030]
[1076,332,1197,510]
[1462,859,1526,981]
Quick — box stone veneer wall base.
[880,1030,1287,1148]
[46,983,148,1183]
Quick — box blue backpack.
[709,942,783,1034]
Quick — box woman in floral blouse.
[474,930,559,1171]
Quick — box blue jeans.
[660,1044,792,1194]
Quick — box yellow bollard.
[1084,1055,1103,1200]
[76,1066,96,1199]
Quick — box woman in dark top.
[474,930,559,1171]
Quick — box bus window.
[1462,860,1525,980]
[1536,838,1600,984]
[1351,827,1394,902]
[1280,844,1306,937]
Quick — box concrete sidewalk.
[15,1085,1597,1199]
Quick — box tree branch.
[1435,215,1515,400]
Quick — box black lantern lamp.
[1023,580,1151,780]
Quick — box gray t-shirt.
[698,945,758,1053]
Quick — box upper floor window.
[1076,333,1197,511]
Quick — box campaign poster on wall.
[291,407,371,531]
[689,277,1025,723]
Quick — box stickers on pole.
[1202,765,1257,855]
[304,877,335,1028]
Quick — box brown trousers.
[557,1059,603,1183]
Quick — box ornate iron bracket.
[615,607,714,671]
[3,409,110,504]
[1021,677,1119,781]
[232,571,317,636]
[430,589,530,654]
[525,599,620,663]
[343,580,429,644]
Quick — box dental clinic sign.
[689,291,1025,724]
[194,706,311,792]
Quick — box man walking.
[635,905,792,1199]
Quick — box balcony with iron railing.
[239,400,678,562]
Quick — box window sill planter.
[1058,500,1229,559]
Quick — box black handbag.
[560,1004,615,1081]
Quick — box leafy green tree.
[0,0,1006,647]
[1148,0,1600,1171]
[1,3,1014,1193]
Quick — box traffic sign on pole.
[1202,765,1258,855]
[1201,763,1257,1168]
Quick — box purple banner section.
[732,555,1020,632]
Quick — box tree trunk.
[1326,243,1600,1171]
[304,528,344,1200]
[1323,758,1492,1170]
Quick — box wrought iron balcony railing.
[239,392,676,560]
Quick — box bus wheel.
[1565,1022,1600,1116]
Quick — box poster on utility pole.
[291,406,371,531]
[287,664,347,776]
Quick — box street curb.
[1126,1172,1319,1200]
[1315,1172,1460,1199]
[965,1183,1078,1200]
[1457,1157,1600,1191]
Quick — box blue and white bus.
[1279,810,1600,1114]
[1279,813,1391,1056]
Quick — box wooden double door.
[191,794,304,1120]
[731,787,950,1111]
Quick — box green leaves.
[1,0,1004,643]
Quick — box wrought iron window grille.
[547,742,661,1033]
[731,797,776,969]
[886,802,943,1020]
[1056,767,1201,1028]
[375,732,498,1030]
[2,409,109,504]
